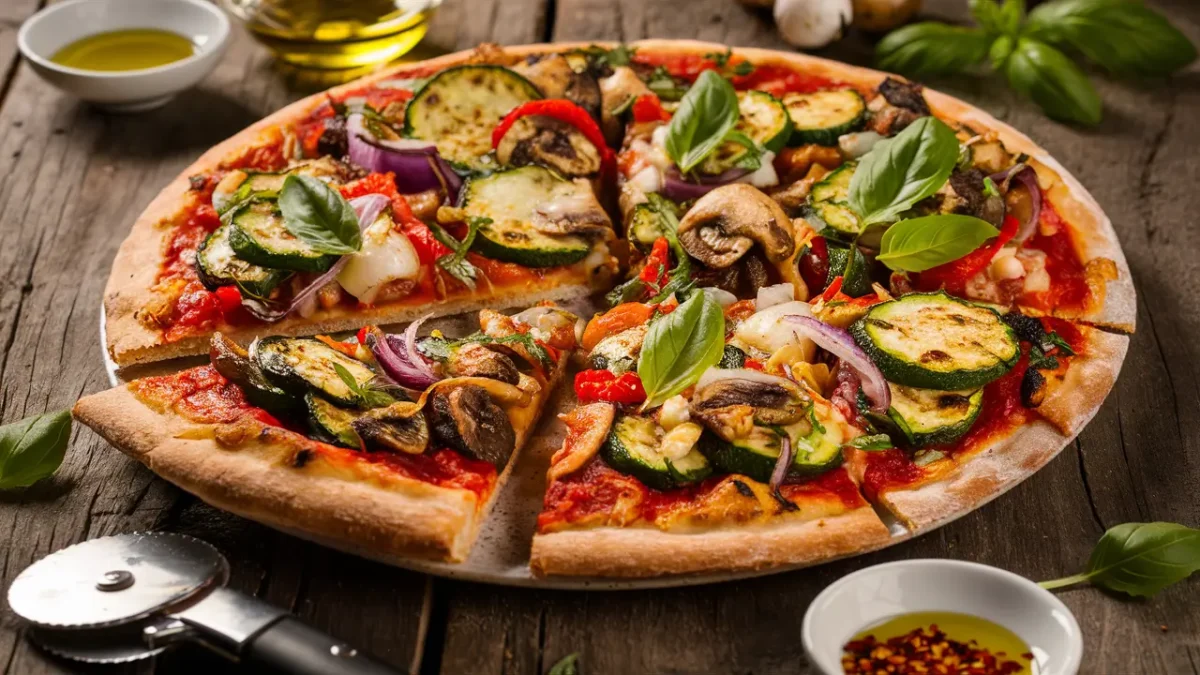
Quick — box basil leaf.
[876,23,993,77]
[0,410,71,490]
[877,214,1000,272]
[1003,38,1102,126]
[970,0,1023,36]
[1040,522,1200,597]
[547,653,580,675]
[458,332,554,371]
[333,364,394,408]
[665,71,741,175]
[845,434,894,451]
[637,290,726,409]
[1028,0,1197,78]
[278,175,362,254]
[431,217,489,289]
[725,130,764,171]
[848,116,960,226]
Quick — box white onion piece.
[838,131,884,159]
[703,287,738,308]
[336,202,420,304]
[756,283,797,311]
[734,300,816,357]
[736,150,778,188]
[782,315,890,413]
[696,367,798,391]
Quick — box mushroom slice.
[677,184,796,269]
[690,372,811,439]
[428,384,517,468]
[351,401,429,455]
[530,180,613,235]
[513,54,602,121]
[495,115,604,177]
[445,343,520,384]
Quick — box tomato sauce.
[1019,201,1092,311]
[631,52,842,95]
[860,449,926,502]
[346,447,496,499]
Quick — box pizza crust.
[529,505,891,578]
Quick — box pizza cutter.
[7,532,401,675]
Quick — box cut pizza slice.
[106,48,619,366]
[76,305,580,563]
[530,291,892,578]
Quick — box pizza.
[75,305,579,562]
[81,39,1133,577]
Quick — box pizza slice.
[105,46,619,366]
[530,290,892,578]
[76,305,580,563]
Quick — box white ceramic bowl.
[17,0,230,112]
[802,559,1083,675]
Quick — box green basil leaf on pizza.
[278,175,363,255]
[876,214,1000,272]
[666,70,741,174]
[848,116,960,226]
[637,290,726,410]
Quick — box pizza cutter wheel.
[7,532,400,674]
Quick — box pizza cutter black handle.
[243,617,401,675]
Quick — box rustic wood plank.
[434,1,1200,673]
[425,0,550,52]
[0,20,433,675]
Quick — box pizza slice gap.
[76,305,581,564]
[842,318,1128,533]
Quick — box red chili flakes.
[842,624,1025,674]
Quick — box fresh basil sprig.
[278,175,363,255]
[637,290,726,410]
[665,71,742,175]
[1040,522,1200,597]
[876,215,1000,272]
[333,364,396,408]
[876,0,1195,126]
[429,216,489,289]
[0,410,71,490]
[547,653,580,675]
[849,116,961,226]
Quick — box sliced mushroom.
[921,169,1006,228]
[513,54,602,121]
[531,180,613,235]
[445,342,520,384]
[600,66,653,142]
[867,78,931,135]
[677,184,796,269]
[428,385,517,467]
[690,376,810,441]
[495,115,603,177]
[351,402,429,454]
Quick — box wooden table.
[0,0,1197,672]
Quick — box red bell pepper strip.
[638,236,671,290]
[918,215,1020,294]
[214,285,242,315]
[492,99,614,172]
[631,94,671,123]
[574,369,647,405]
[819,276,844,304]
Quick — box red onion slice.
[782,315,890,414]
[991,165,1042,243]
[769,435,793,491]
[368,328,439,390]
[400,314,439,383]
[346,114,463,198]
[660,166,751,201]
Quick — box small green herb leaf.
[1039,522,1200,597]
[333,364,395,408]
[458,332,554,371]
[877,215,1000,272]
[725,129,764,171]
[876,23,993,77]
[849,117,961,226]
[547,652,580,675]
[1028,0,1197,78]
[1045,331,1076,356]
[845,434,894,451]
[665,71,741,174]
[278,175,362,255]
[0,410,71,490]
[646,66,688,101]
[430,217,488,289]
[1004,38,1102,126]
[637,290,726,410]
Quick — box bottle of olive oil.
[221,0,438,70]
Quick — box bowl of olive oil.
[220,0,439,70]
[803,559,1083,675]
[18,0,230,112]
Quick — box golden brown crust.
[72,352,569,563]
[529,506,891,577]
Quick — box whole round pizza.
[75,40,1134,581]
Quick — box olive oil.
[845,612,1037,674]
[221,0,437,70]
[50,29,195,71]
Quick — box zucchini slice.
[196,225,291,297]
[305,393,364,449]
[626,199,683,252]
[209,333,301,416]
[806,162,862,240]
[698,419,844,484]
[461,166,592,267]
[602,415,712,491]
[699,90,792,175]
[880,384,984,448]
[851,292,1020,390]
[227,200,340,273]
[824,243,872,298]
[403,65,541,171]
[253,337,380,408]
[783,89,867,147]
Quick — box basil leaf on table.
[0,410,71,490]
[1027,0,1197,78]
[848,116,960,226]
[665,70,741,174]
[876,214,1000,272]
[637,291,726,410]
[278,175,362,255]
[1039,522,1200,597]
[1003,38,1102,126]
[876,23,993,77]
[547,653,580,675]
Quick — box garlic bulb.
[775,0,853,49]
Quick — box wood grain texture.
[0,0,1197,673]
